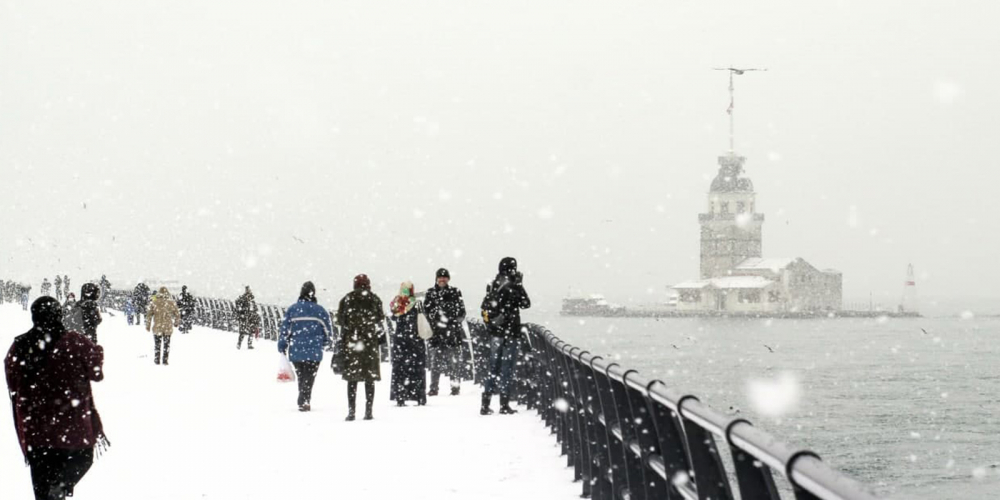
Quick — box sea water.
[534,312,1000,499]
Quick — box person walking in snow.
[177,286,196,334]
[146,286,180,365]
[79,283,103,344]
[54,275,63,301]
[423,268,467,397]
[278,282,333,412]
[133,282,151,326]
[480,257,531,415]
[235,286,259,349]
[40,278,52,297]
[97,275,111,312]
[336,274,385,421]
[125,294,136,325]
[389,281,427,406]
[5,296,109,500]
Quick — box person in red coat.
[5,296,109,500]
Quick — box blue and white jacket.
[278,300,334,363]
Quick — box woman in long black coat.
[388,281,427,406]
[336,274,385,421]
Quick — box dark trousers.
[429,345,462,391]
[154,335,171,364]
[292,361,320,407]
[347,381,375,412]
[237,330,254,348]
[27,447,94,500]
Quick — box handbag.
[417,308,433,340]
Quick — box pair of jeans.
[292,361,320,407]
[483,336,519,397]
[27,447,94,500]
[154,335,171,364]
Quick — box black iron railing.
[519,324,879,500]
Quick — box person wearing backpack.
[480,257,531,415]
[79,283,103,344]
[423,268,467,396]
[146,287,180,365]
[278,282,333,412]
[335,274,385,421]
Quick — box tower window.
[720,202,729,214]
[737,201,746,213]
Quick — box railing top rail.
[537,326,879,500]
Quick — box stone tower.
[699,153,764,279]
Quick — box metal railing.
[518,324,879,500]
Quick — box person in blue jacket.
[278,282,334,412]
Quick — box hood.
[499,257,518,276]
[353,274,371,291]
[299,281,317,303]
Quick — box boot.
[480,393,494,416]
[499,395,518,415]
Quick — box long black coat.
[389,307,427,402]
[423,285,466,348]
[133,283,151,312]
[235,292,259,334]
[336,290,385,382]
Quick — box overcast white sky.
[2,1,998,309]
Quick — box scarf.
[390,281,415,316]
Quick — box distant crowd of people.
[2,256,532,499]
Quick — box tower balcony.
[699,213,765,222]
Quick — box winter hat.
[81,283,100,301]
[436,268,450,279]
[182,285,188,292]
[31,296,64,329]
[353,274,371,291]
[299,281,317,302]
[159,286,170,295]
[499,257,518,276]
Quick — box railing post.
[676,396,734,500]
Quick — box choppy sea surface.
[532,310,1000,499]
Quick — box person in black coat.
[79,283,103,344]
[235,287,259,349]
[177,286,196,334]
[388,281,427,406]
[480,257,531,415]
[133,283,151,326]
[423,268,467,396]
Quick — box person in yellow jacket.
[146,287,180,365]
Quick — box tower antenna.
[712,67,767,153]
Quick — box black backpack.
[480,284,501,325]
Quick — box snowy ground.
[0,304,579,499]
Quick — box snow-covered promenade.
[0,304,579,499]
